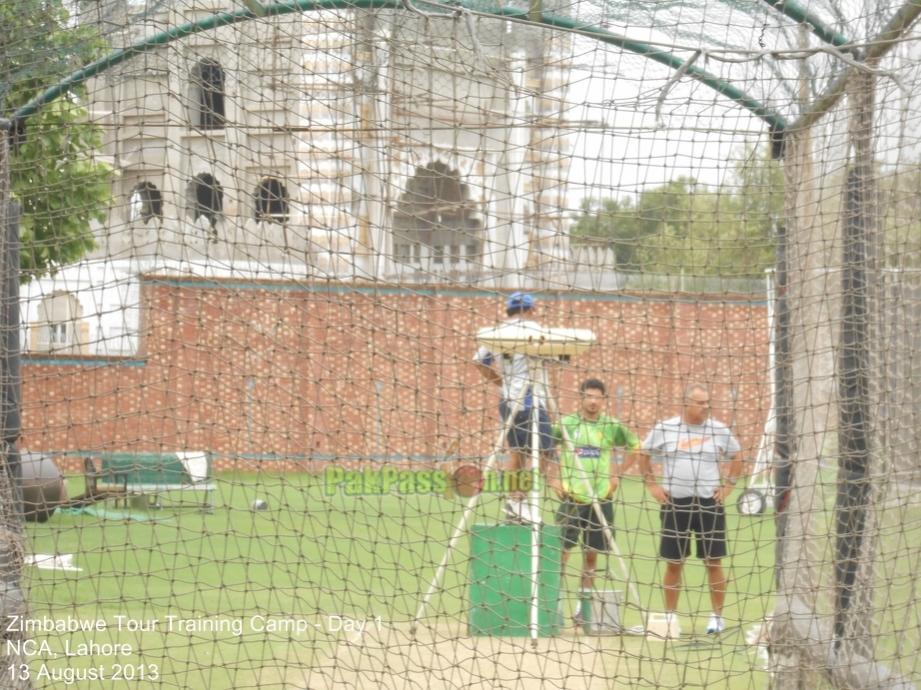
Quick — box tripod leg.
[412,398,521,631]
[528,364,542,643]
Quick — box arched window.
[188,173,223,229]
[393,161,483,266]
[191,59,226,129]
[254,177,289,224]
[128,182,163,223]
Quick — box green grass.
[22,473,779,689]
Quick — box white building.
[24,1,574,355]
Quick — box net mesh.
[0,0,920,687]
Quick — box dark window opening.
[129,182,163,223]
[189,173,223,231]
[192,59,226,129]
[254,177,289,224]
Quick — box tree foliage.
[1,0,111,279]
[879,164,921,268]
[570,147,784,277]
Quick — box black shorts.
[556,499,614,552]
[660,496,727,561]
[499,402,554,453]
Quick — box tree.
[569,178,701,270]
[879,163,921,268]
[569,147,782,277]
[731,143,785,247]
[569,196,645,269]
[1,0,111,280]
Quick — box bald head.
[682,384,711,425]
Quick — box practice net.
[0,0,920,687]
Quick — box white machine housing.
[475,324,596,357]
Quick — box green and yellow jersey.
[553,414,640,503]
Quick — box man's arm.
[544,452,564,497]
[638,449,669,505]
[544,420,564,496]
[472,346,502,388]
[714,450,744,504]
[607,455,625,498]
[609,425,640,497]
[619,449,640,479]
[474,361,502,387]
[713,427,743,504]
[617,423,642,477]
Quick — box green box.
[468,523,562,637]
[102,453,191,486]
[99,452,212,489]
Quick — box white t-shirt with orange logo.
[641,416,741,499]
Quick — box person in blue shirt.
[473,292,555,524]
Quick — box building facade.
[24,1,573,355]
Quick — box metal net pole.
[0,120,30,690]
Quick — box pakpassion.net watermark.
[323,465,536,496]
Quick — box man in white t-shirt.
[473,292,554,524]
[639,383,743,637]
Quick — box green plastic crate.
[101,453,193,486]
[95,452,214,500]
[468,523,562,637]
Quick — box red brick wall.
[22,277,771,472]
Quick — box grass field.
[21,472,780,689]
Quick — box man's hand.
[605,477,619,499]
[474,362,502,387]
[646,483,669,505]
[713,482,735,504]
[548,477,565,498]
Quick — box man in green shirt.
[550,378,640,629]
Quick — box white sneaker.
[665,612,681,639]
[706,614,725,634]
[646,612,681,639]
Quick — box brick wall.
[22,277,770,472]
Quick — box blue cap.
[506,292,535,311]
